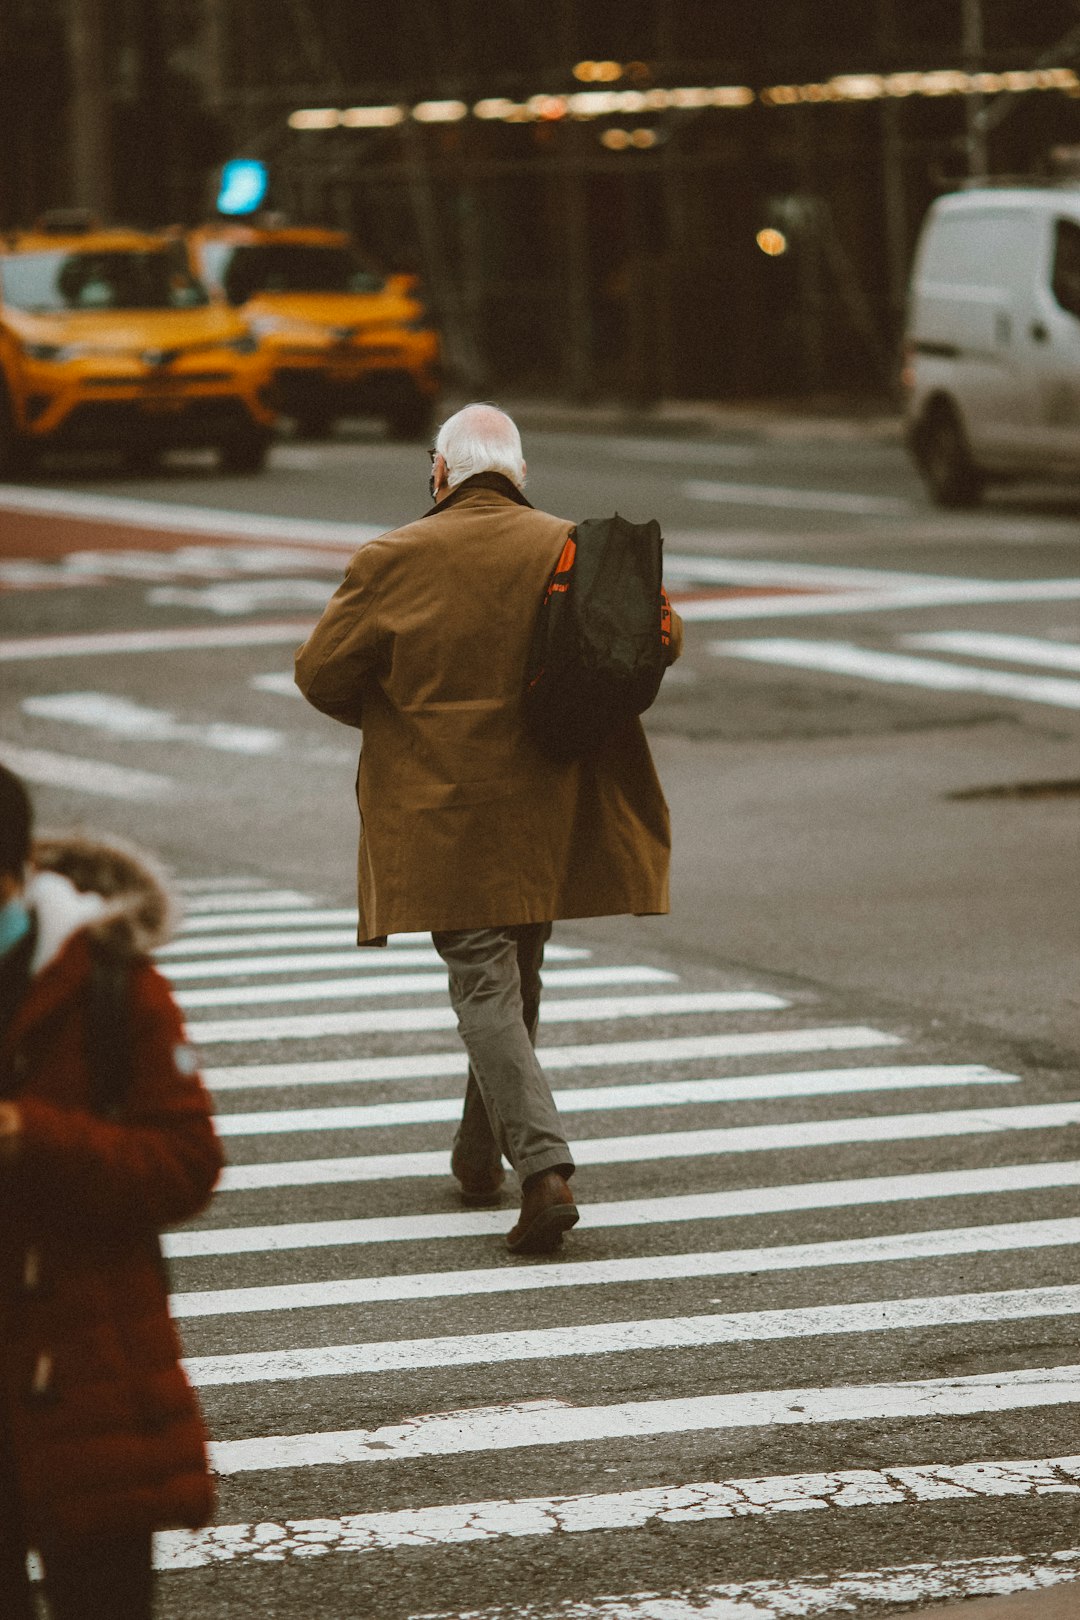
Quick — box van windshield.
[1,250,209,313]
[213,244,385,303]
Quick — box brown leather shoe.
[451,1155,506,1207]
[506,1171,579,1254]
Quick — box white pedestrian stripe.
[204,1027,903,1091]
[161,929,361,956]
[177,907,355,931]
[712,637,1080,709]
[252,672,303,697]
[210,1066,1016,1138]
[23,692,284,756]
[682,577,1080,622]
[183,1285,1080,1387]
[190,990,788,1045]
[909,630,1080,671]
[182,891,316,913]
[206,1364,1080,1474]
[149,580,334,616]
[175,964,677,1011]
[406,1549,1080,1620]
[214,1100,1080,1189]
[169,1217,1080,1317]
[0,742,175,801]
[163,944,590,977]
[156,1461,1080,1570]
[0,622,316,662]
[0,483,381,546]
[164,1160,1080,1258]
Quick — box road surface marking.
[213,1100,1080,1189]
[666,553,971,591]
[0,484,382,546]
[251,672,302,696]
[909,631,1080,672]
[406,1548,1080,1620]
[683,578,1080,621]
[168,1218,1080,1318]
[211,1067,1015,1138]
[205,1364,1080,1473]
[181,890,316,912]
[177,907,358,930]
[182,1285,1080,1387]
[163,944,590,977]
[175,964,676,1011]
[155,1466,1080,1571]
[0,742,175,802]
[175,876,267,892]
[712,638,1080,709]
[684,480,911,514]
[23,692,284,756]
[0,621,315,661]
[160,932,587,960]
[203,1028,902,1091]
[163,1160,1080,1258]
[188,990,789,1045]
[148,579,334,616]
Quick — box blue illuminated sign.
[217,160,269,217]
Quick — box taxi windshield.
[213,244,385,303]
[1,250,209,313]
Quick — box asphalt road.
[1,411,1079,1618]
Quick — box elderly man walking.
[295,404,680,1253]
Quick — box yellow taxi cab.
[0,214,277,476]
[187,222,441,440]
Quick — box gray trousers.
[432,923,574,1185]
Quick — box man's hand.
[0,1101,22,1159]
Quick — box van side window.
[1051,219,1080,320]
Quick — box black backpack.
[523,514,674,759]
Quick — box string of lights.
[286,64,1080,133]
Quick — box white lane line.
[683,480,911,515]
[206,1363,1080,1474]
[406,1549,1080,1620]
[0,484,383,547]
[204,1028,902,1092]
[212,1067,1016,1138]
[0,742,174,802]
[169,1217,1080,1317]
[177,907,354,931]
[190,990,787,1046]
[155,1462,1080,1571]
[163,1159,1080,1258]
[0,622,315,662]
[909,631,1080,672]
[665,554,971,592]
[182,890,316,913]
[683,578,1080,622]
[148,580,333,617]
[712,637,1080,709]
[213,1101,1080,1190]
[184,1285,1080,1387]
[175,964,675,1011]
[163,944,590,978]
[23,692,284,757]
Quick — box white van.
[904,184,1080,505]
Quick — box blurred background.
[2,0,1080,406]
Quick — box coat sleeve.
[10,964,223,1236]
[294,543,383,728]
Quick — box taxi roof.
[3,227,172,256]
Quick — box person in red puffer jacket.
[0,763,223,1619]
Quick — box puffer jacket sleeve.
[10,963,223,1235]
[294,541,383,727]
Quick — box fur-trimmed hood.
[27,832,178,975]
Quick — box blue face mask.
[0,898,31,957]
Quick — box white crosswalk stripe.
[160,879,1077,1614]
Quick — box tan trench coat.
[294,474,682,944]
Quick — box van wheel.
[917,403,984,508]
[219,431,272,474]
[0,388,31,480]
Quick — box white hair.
[434,403,525,490]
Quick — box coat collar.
[423,471,533,518]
